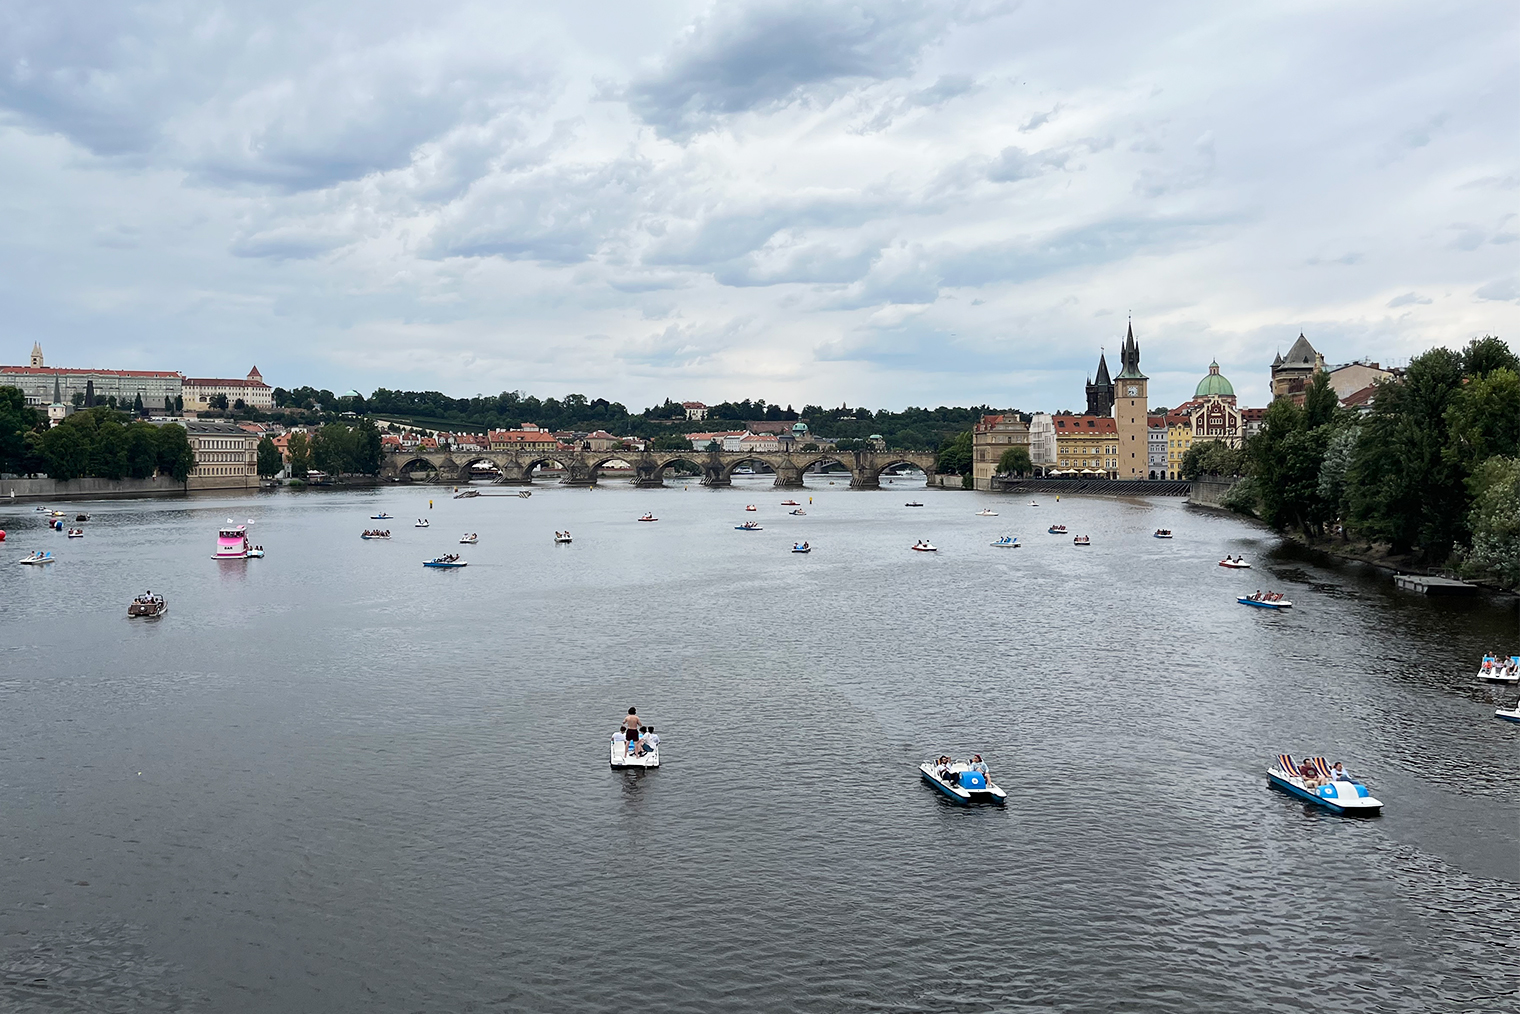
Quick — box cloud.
[623,0,1007,138]
[1386,292,1432,308]
[1475,278,1520,303]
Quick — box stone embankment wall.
[1188,477,1240,509]
[1,476,188,502]
[992,478,1192,497]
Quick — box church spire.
[1116,320,1147,380]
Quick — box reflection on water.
[2,481,1517,1013]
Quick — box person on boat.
[621,707,642,757]
[967,754,988,775]
[635,726,659,757]
[1330,762,1353,782]
[1298,758,1321,787]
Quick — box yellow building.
[972,413,1030,489]
[1165,411,1194,480]
[1052,415,1118,475]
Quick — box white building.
[682,401,708,420]
[1,343,183,410]
[183,367,274,411]
[1026,413,1057,467]
[180,421,259,490]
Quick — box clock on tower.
[1113,323,1149,479]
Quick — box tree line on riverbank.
[0,393,196,481]
[1216,337,1518,587]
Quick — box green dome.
[1195,361,1234,398]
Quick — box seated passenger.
[636,726,659,756]
[1331,762,1353,782]
[967,754,988,775]
[1298,759,1320,786]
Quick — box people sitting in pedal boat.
[621,707,642,757]
[635,726,659,756]
[1298,758,1321,787]
[968,754,988,774]
[1331,762,1353,782]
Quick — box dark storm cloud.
[623,0,1010,137]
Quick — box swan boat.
[18,551,55,565]
[611,730,660,769]
[1267,755,1382,815]
[1239,595,1292,609]
[990,536,1019,548]
[423,555,467,568]
[1219,558,1251,569]
[975,508,999,517]
[789,509,806,515]
[919,760,1006,806]
[1476,655,1520,684]
[1028,501,1039,507]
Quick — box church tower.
[30,342,43,368]
[1113,321,1149,479]
[1085,352,1114,417]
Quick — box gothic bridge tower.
[1114,322,1149,479]
[1085,351,1114,417]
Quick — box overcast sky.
[1,0,1515,412]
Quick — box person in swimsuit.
[621,707,642,757]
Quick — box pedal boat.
[789,509,806,515]
[637,514,657,522]
[919,761,1006,806]
[975,508,998,517]
[990,536,1019,547]
[1496,703,1520,723]
[1476,655,1520,684]
[1219,558,1251,569]
[1048,525,1067,535]
[1073,536,1090,546]
[423,556,467,568]
[611,732,660,769]
[791,544,811,553]
[459,534,478,544]
[66,528,84,538]
[246,547,264,558]
[360,532,390,540]
[1267,755,1381,816]
[745,505,757,511]
[554,534,572,544]
[1153,530,1173,539]
[372,513,393,520]
[735,522,762,531]
[780,500,800,506]
[18,551,56,565]
[911,542,936,552]
[1239,595,1292,609]
[414,519,430,528]
[905,501,924,507]
[128,596,167,618]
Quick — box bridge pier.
[771,465,804,489]
[701,460,731,487]
[632,461,665,488]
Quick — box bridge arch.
[523,456,574,482]
[455,455,505,482]
[721,456,779,481]
[865,458,930,487]
[397,456,442,482]
[653,455,707,479]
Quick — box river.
[3,479,1518,1012]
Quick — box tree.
[41,423,91,481]
[1464,456,1520,588]
[286,431,313,478]
[1181,440,1246,480]
[353,419,383,475]
[209,393,229,411]
[164,396,174,415]
[935,430,973,475]
[649,431,693,452]
[997,446,1033,475]
[312,424,352,474]
[125,424,158,479]
[0,386,42,474]
[1444,367,1520,473]
[256,436,283,477]
[233,398,246,411]
[71,391,85,408]
[1461,335,1519,378]
[154,424,195,481]
[132,392,144,416]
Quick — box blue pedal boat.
[1239,595,1292,609]
[1267,755,1381,815]
[423,556,467,568]
[919,761,1006,806]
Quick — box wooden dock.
[1393,574,1479,596]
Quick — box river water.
[3,479,1518,1013]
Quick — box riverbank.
[1279,529,1516,597]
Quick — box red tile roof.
[1052,415,1117,433]
[1,365,181,378]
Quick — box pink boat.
[215,525,250,560]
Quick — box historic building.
[1271,334,1325,404]
[972,413,1031,489]
[1164,410,1193,480]
[1148,415,1168,478]
[487,426,559,452]
[183,367,273,411]
[1053,415,1118,475]
[181,421,260,490]
[1112,324,1149,479]
[1085,352,1114,417]
[1,343,183,410]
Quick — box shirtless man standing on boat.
[621,707,642,758]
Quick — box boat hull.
[1495,709,1520,723]
[1238,597,1291,609]
[423,561,467,568]
[611,736,660,769]
[1267,770,1381,816]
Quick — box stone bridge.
[380,447,940,489]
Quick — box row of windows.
[192,466,253,476]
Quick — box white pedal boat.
[1267,755,1381,816]
[1496,703,1520,724]
[975,509,998,517]
[1219,558,1251,569]
[990,536,1019,548]
[460,534,478,544]
[415,519,430,528]
[1476,655,1520,684]
[919,761,1006,806]
[611,732,660,769]
[911,542,936,552]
